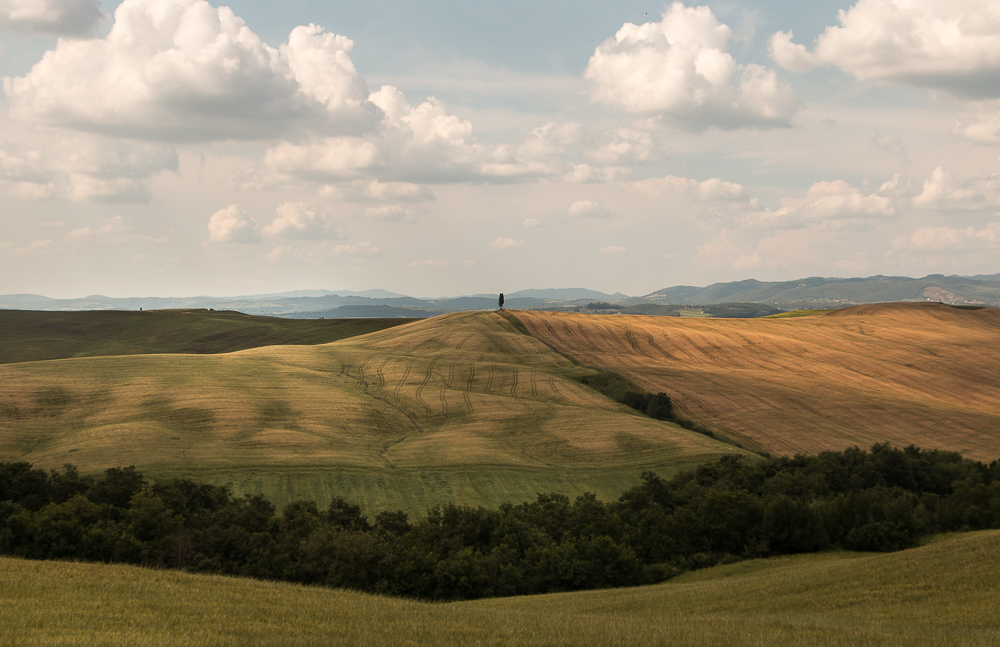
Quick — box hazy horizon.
[2,0,999,298]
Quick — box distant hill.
[0,309,415,364]
[645,274,1000,307]
[4,273,999,318]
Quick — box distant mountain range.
[644,274,1000,308]
[2,274,998,317]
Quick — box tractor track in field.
[374,359,391,396]
[484,364,496,394]
[463,364,476,413]
[393,359,415,402]
[414,359,437,419]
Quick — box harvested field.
[0,312,745,514]
[513,303,1000,460]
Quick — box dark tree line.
[1,444,999,601]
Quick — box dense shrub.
[1,444,998,601]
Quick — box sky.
[1,0,998,298]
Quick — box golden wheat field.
[2,530,998,646]
[0,312,743,514]
[514,303,1000,459]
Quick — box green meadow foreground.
[2,531,997,646]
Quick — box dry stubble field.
[0,312,741,514]
[514,303,1000,459]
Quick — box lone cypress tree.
[498,293,505,310]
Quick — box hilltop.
[0,311,743,514]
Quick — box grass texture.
[514,303,1000,460]
[1,530,997,646]
[0,312,743,514]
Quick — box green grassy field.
[2,530,996,646]
[0,311,746,515]
[0,309,417,364]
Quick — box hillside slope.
[0,312,743,513]
[3,530,997,646]
[0,309,415,364]
[513,303,1000,459]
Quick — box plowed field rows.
[0,312,744,513]
[513,304,1000,460]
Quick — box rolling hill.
[3,530,997,646]
[0,309,417,364]
[0,311,744,514]
[513,303,1000,460]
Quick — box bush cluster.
[1,444,998,601]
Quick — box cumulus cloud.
[585,2,798,129]
[584,127,661,165]
[567,199,614,218]
[743,179,896,230]
[769,0,1000,97]
[259,88,578,187]
[0,0,106,36]
[892,223,1000,252]
[522,218,540,228]
[3,0,377,141]
[599,245,626,254]
[564,163,631,184]
[207,204,258,243]
[632,174,746,202]
[489,237,523,249]
[913,167,1000,210]
[333,241,379,256]
[364,204,407,222]
[954,101,1000,144]
[258,137,381,185]
[261,202,342,239]
[0,135,176,202]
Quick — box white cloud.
[522,218,540,228]
[599,245,626,254]
[262,202,342,239]
[769,0,1000,97]
[892,223,1000,252]
[913,167,1000,210]
[333,241,379,256]
[407,259,448,268]
[3,0,376,141]
[743,180,896,230]
[584,127,661,165]
[954,101,1000,144]
[207,204,258,243]
[0,0,106,36]
[0,238,56,255]
[872,132,907,158]
[364,204,407,221]
[564,163,631,184]
[489,236,523,249]
[585,2,798,129]
[632,174,746,202]
[567,199,614,218]
[0,135,176,202]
